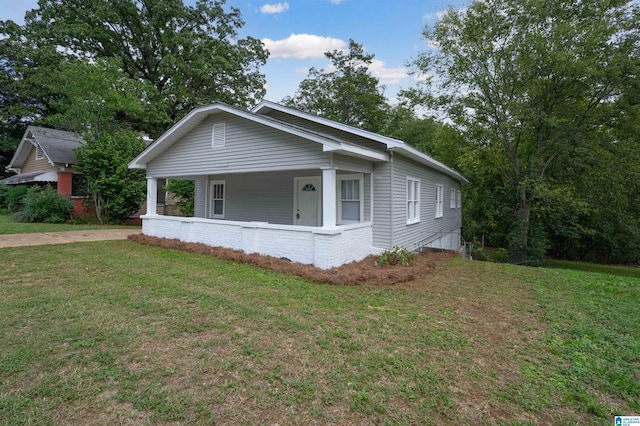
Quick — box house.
[128,100,467,269]
[1,126,91,218]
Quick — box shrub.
[493,247,510,262]
[2,185,29,213]
[12,186,74,223]
[378,246,416,266]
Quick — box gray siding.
[194,179,207,218]
[372,161,392,248]
[147,112,331,177]
[333,154,374,173]
[391,155,462,250]
[208,170,319,225]
[264,110,388,152]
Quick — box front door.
[294,177,321,226]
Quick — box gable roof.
[128,102,389,169]
[252,100,467,182]
[7,126,84,170]
[129,100,466,183]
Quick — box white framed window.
[209,180,225,218]
[406,177,420,224]
[450,189,456,209]
[337,174,363,224]
[435,184,443,218]
[212,123,225,148]
[457,190,462,208]
[35,144,44,160]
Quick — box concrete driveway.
[0,228,141,248]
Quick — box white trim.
[293,176,321,226]
[406,177,421,225]
[337,173,364,225]
[450,188,456,209]
[209,179,225,219]
[435,184,444,218]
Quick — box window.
[407,177,420,224]
[35,144,44,160]
[457,190,462,208]
[435,184,443,218]
[212,123,225,147]
[71,174,90,197]
[450,189,456,209]
[210,180,225,218]
[338,174,363,224]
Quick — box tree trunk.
[510,187,535,263]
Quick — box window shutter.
[212,123,226,147]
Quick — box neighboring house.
[1,126,91,218]
[1,126,178,220]
[128,100,467,269]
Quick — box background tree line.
[1,0,638,262]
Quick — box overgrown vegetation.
[10,186,73,223]
[0,242,637,424]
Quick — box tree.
[283,39,388,132]
[408,0,639,262]
[74,129,146,223]
[5,0,268,136]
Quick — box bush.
[12,186,74,223]
[0,184,29,213]
[378,246,416,266]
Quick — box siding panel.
[372,161,391,248]
[265,111,388,152]
[147,113,331,177]
[391,155,462,250]
[21,146,57,174]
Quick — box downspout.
[389,151,394,248]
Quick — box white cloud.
[369,59,409,85]
[260,2,289,14]
[330,0,344,4]
[423,10,447,22]
[262,33,346,59]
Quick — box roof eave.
[252,100,405,149]
[390,145,468,183]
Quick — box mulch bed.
[128,234,452,285]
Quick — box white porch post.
[146,177,157,215]
[322,167,337,228]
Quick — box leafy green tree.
[408,0,639,262]
[165,180,195,217]
[283,39,388,132]
[74,129,146,223]
[2,0,268,137]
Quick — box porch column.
[322,167,337,228]
[146,177,157,215]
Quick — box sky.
[1,0,467,104]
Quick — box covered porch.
[142,167,375,269]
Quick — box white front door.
[294,177,321,226]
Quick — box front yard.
[0,214,135,235]
[0,241,638,424]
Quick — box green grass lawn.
[0,214,137,234]
[0,241,638,425]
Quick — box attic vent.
[35,144,44,160]
[212,123,226,148]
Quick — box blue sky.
[2,0,466,103]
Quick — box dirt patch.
[128,234,451,285]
